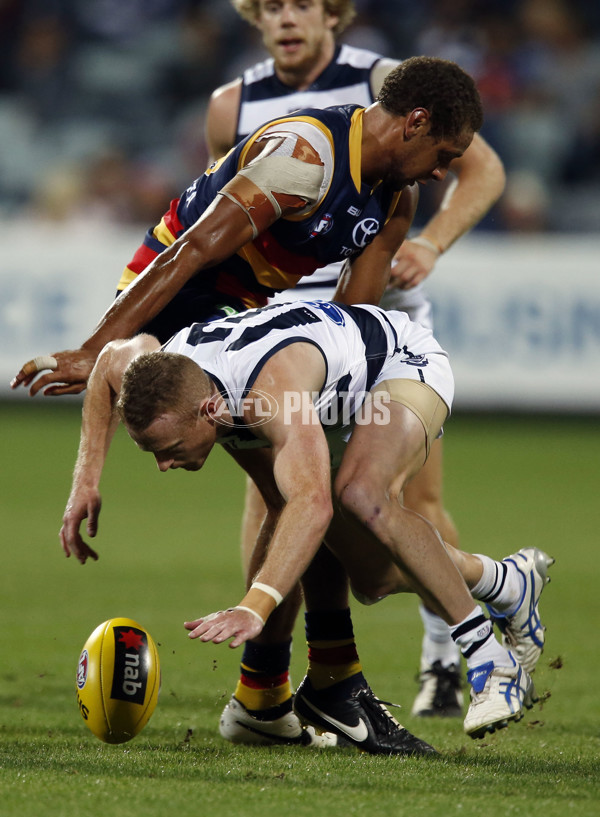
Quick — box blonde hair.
[231,0,356,36]
[117,352,211,433]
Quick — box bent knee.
[351,585,388,606]
[335,476,383,526]
[350,574,408,604]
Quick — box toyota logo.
[352,218,380,248]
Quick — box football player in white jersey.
[12,53,489,747]
[58,301,552,749]
[206,0,507,723]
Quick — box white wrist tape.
[410,235,442,255]
[251,582,283,607]
[233,606,265,626]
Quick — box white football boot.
[219,695,338,747]
[463,652,537,739]
[411,660,464,718]
[489,547,555,673]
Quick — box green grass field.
[1,402,599,816]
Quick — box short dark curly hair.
[378,56,483,140]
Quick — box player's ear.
[404,108,431,138]
[325,12,340,33]
[198,395,219,426]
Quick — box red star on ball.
[118,628,144,650]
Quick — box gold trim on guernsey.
[116,215,177,291]
[347,107,364,194]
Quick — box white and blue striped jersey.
[163,300,453,451]
[235,44,381,143]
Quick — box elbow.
[309,493,334,538]
[491,153,507,200]
[482,143,507,201]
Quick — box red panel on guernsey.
[252,230,319,279]
[163,198,184,238]
[214,270,268,309]
[127,198,184,276]
[127,243,157,276]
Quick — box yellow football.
[76,617,161,744]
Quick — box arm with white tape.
[185,345,333,648]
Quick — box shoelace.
[356,688,404,736]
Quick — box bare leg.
[240,475,267,572]
[404,438,459,548]
[333,402,474,625]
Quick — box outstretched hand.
[59,487,102,564]
[184,607,265,648]
[10,348,97,396]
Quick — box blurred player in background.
[206,0,507,724]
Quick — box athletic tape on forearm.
[236,583,282,623]
[250,582,283,606]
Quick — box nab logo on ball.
[111,626,150,705]
[76,617,160,744]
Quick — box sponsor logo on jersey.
[307,300,346,325]
[110,626,149,705]
[310,213,334,238]
[352,217,380,249]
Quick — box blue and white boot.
[489,547,555,674]
[463,652,537,739]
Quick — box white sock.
[471,554,524,616]
[450,606,512,671]
[418,603,460,668]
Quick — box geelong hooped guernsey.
[118,105,401,311]
[236,44,381,142]
[163,300,452,451]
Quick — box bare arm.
[8,197,254,399]
[185,345,333,647]
[59,334,160,564]
[333,184,418,305]
[369,58,506,289]
[205,79,242,162]
[390,134,506,290]
[11,148,307,397]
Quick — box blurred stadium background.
[1,6,599,797]
[1,0,599,410]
